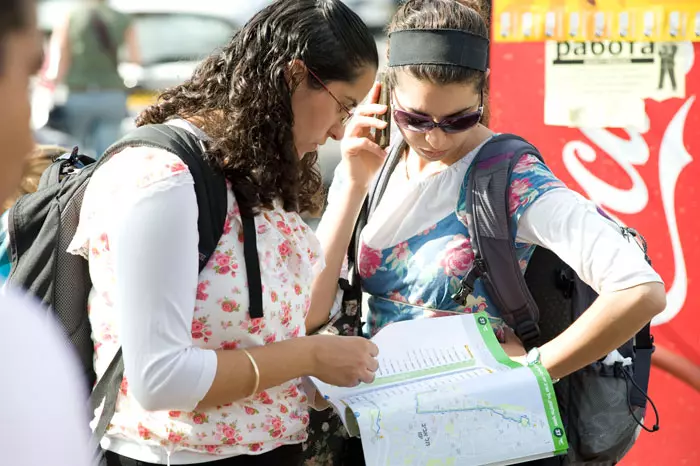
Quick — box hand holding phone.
[376,72,391,150]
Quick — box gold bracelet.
[242,349,260,398]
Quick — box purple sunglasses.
[393,91,484,134]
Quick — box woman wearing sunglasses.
[308,0,665,464]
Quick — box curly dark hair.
[386,0,491,126]
[137,0,378,216]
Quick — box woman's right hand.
[310,334,380,387]
[340,81,389,191]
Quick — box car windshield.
[132,13,236,65]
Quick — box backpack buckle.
[515,319,540,345]
[452,258,486,306]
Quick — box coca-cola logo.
[491,41,697,328]
[562,97,695,326]
[560,43,696,327]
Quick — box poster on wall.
[544,40,693,127]
[490,36,699,465]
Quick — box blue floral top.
[327,140,566,340]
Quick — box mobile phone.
[376,72,391,150]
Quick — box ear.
[285,59,308,89]
[484,68,491,81]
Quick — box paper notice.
[544,40,691,128]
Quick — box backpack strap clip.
[452,257,486,305]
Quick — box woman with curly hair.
[67,1,384,464]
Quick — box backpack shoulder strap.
[368,137,406,215]
[455,133,544,346]
[103,124,229,275]
[346,137,406,287]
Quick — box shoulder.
[507,153,567,220]
[69,146,197,257]
[93,145,195,194]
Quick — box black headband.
[388,29,489,72]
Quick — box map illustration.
[311,313,568,466]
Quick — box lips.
[420,148,448,159]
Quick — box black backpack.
[320,134,659,465]
[5,124,263,461]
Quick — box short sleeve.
[516,189,663,293]
[508,155,566,237]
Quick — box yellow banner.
[493,1,700,42]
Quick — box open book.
[310,313,568,466]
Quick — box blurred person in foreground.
[0,1,93,465]
[69,0,382,464]
[42,0,140,158]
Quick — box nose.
[425,127,447,148]
[328,121,345,141]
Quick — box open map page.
[310,313,568,466]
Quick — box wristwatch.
[526,347,560,384]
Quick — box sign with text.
[544,40,690,127]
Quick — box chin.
[297,145,318,159]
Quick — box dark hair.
[138,0,378,216]
[387,0,491,126]
[0,0,30,73]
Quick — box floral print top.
[341,141,566,338]
[67,130,323,460]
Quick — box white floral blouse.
[68,122,324,463]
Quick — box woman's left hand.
[500,327,527,365]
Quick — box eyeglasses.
[307,68,353,125]
[393,91,484,134]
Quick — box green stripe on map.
[531,363,569,455]
[473,312,522,369]
[368,360,477,388]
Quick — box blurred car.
[115,7,239,125]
